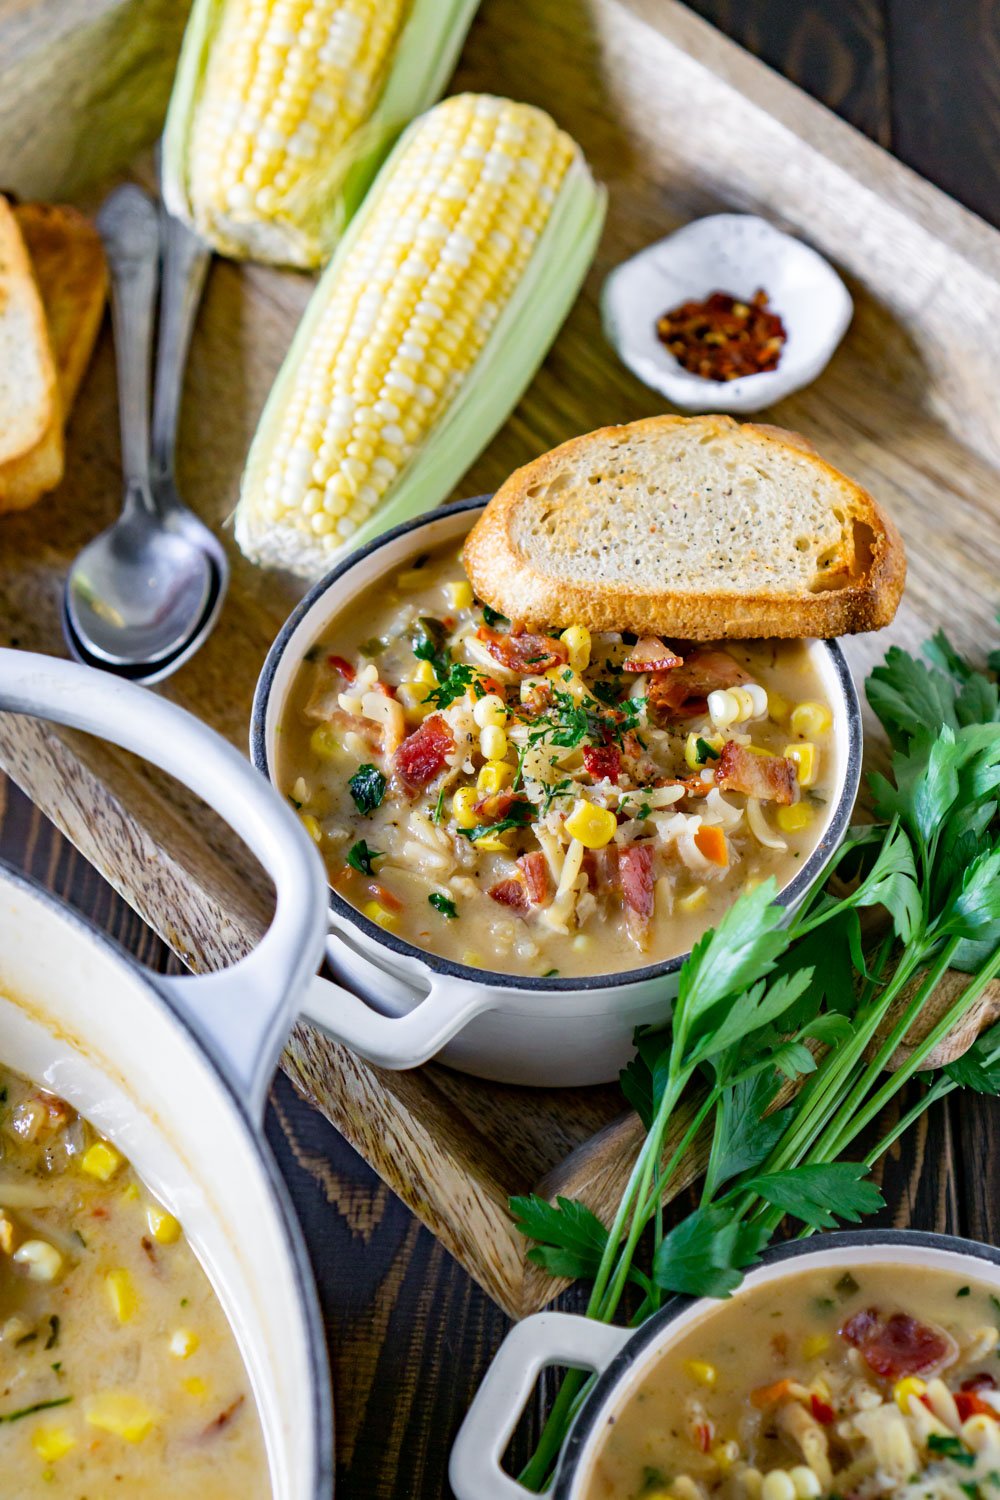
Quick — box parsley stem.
[862,1075,956,1168]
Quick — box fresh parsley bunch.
[509,623,1000,1492]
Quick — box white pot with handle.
[252,498,864,1088]
[0,648,333,1500]
[449,1231,1000,1499]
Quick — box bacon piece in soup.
[840,1308,959,1379]
[622,637,683,673]
[476,625,568,675]
[585,844,654,947]
[488,876,530,913]
[582,744,622,783]
[394,714,455,794]
[647,648,750,720]
[715,741,797,804]
[518,851,550,906]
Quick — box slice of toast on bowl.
[463,414,905,639]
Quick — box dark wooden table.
[2,3,999,1495]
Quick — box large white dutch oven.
[0,648,334,1500]
[450,1230,1000,1499]
[253,497,864,1088]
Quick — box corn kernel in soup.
[582,1263,1000,1500]
[277,542,838,980]
[0,1062,268,1497]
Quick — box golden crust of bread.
[463,415,906,640]
[14,201,107,409]
[0,196,62,511]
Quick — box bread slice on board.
[14,202,107,412]
[0,196,62,512]
[463,415,905,639]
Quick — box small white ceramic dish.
[252,497,863,1088]
[450,1230,1000,1500]
[0,649,333,1500]
[601,213,853,414]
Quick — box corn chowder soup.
[583,1265,1000,1500]
[278,542,837,979]
[0,1063,268,1496]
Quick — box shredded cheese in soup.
[0,1063,268,1496]
[582,1264,1000,1500]
[277,541,837,978]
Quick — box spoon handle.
[151,209,211,489]
[95,185,160,497]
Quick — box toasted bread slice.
[463,415,905,639]
[0,196,62,511]
[14,201,107,410]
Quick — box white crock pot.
[252,498,864,1088]
[0,648,334,1500]
[450,1230,1000,1499]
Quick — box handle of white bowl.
[301,967,495,1070]
[0,650,328,1115]
[449,1314,630,1500]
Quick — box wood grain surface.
[1,3,998,1495]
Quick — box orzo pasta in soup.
[277,541,837,978]
[0,1062,268,1497]
[583,1263,1000,1500]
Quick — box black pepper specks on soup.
[0,1062,268,1496]
[582,1263,1000,1500]
[277,541,838,979]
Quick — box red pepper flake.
[655,288,787,381]
[810,1393,835,1425]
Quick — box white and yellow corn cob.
[163,0,483,267]
[236,93,605,576]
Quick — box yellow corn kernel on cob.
[163,0,482,267]
[237,93,605,576]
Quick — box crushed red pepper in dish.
[655,288,787,381]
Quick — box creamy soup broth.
[0,1062,268,1496]
[277,541,838,979]
[583,1264,1000,1500]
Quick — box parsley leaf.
[509,1196,611,1281]
[348,764,387,815]
[347,839,382,876]
[696,737,720,762]
[412,617,451,679]
[481,604,509,628]
[943,1019,1000,1093]
[741,1162,885,1229]
[459,803,535,842]
[428,893,458,919]
[652,1206,768,1297]
[425,662,487,709]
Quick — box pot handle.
[0,650,329,1114]
[301,966,495,1070]
[449,1313,631,1500]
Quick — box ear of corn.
[236,93,606,577]
[162,0,483,267]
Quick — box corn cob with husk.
[162,0,482,268]
[234,93,606,578]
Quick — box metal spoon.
[64,186,225,683]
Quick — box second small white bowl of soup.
[252,498,862,1087]
[450,1230,1000,1500]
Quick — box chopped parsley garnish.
[540,778,574,815]
[591,678,623,708]
[303,646,321,664]
[0,1396,72,1425]
[432,785,447,824]
[957,1285,971,1296]
[482,604,509,628]
[347,839,382,876]
[428,893,459,919]
[412,617,451,679]
[359,636,387,658]
[44,1316,60,1351]
[695,737,720,762]
[288,795,303,810]
[426,662,487,709]
[460,803,534,842]
[348,764,387,815]
[928,1434,975,1467]
[542,968,560,978]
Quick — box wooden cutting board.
[2,0,1000,1318]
